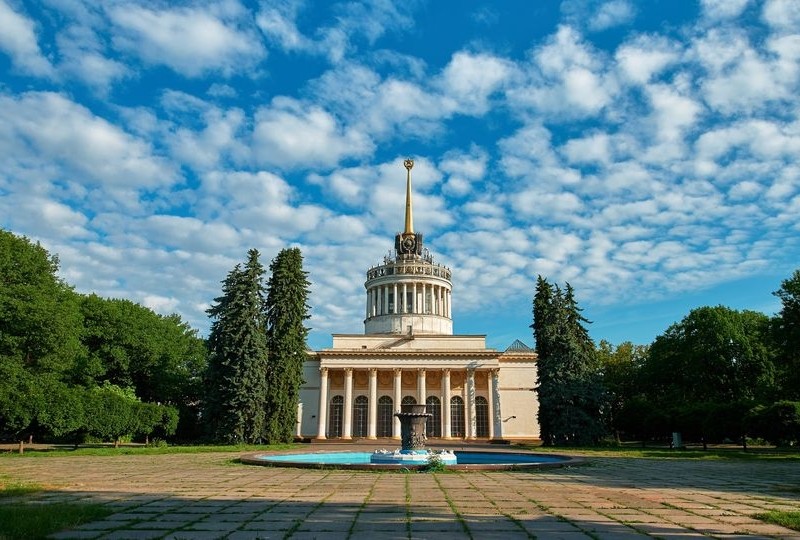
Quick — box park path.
[1,450,799,539]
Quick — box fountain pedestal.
[370,404,457,465]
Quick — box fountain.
[241,406,582,470]
[369,404,457,465]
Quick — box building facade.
[298,160,540,441]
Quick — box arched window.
[450,396,465,438]
[353,395,368,438]
[426,396,441,437]
[401,395,417,406]
[377,396,393,437]
[475,396,489,438]
[329,395,344,438]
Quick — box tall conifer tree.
[265,248,311,443]
[532,276,604,446]
[205,250,269,443]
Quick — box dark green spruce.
[264,248,311,444]
[532,276,604,446]
[205,249,270,444]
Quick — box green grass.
[0,502,113,539]
[0,480,42,498]
[0,480,113,539]
[753,510,800,531]
[513,444,800,461]
[0,443,300,458]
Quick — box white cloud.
[701,0,752,19]
[615,35,680,84]
[252,97,373,169]
[589,0,636,31]
[509,26,616,116]
[0,91,176,191]
[108,3,265,77]
[438,52,514,115]
[0,0,55,77]
[763,0,800,32]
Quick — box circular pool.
[240,450,582,471]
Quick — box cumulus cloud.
[589,0,636,31]
[252,97,373,169]
[0,0,55,77]
[108,3,265,77]
[0,92,176,191]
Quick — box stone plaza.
[2,445,799,539]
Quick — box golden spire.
[403,158,414,234]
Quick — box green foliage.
[0,230,84,377]
[773,270,800,399]
[205,249,270,443]
[596,340,648,437]
[748,401,800,446]
[265,248,311,444]
[533,277,605,446]
[0,229,206,442]
[643,306,775,406]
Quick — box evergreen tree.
[531,275,556,443]
[264,248,311,443]
[205,250,270,443]
[532,277,604,446]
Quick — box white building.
[298,160,540,441]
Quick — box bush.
[748,401,800,446]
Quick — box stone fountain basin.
[240,450,583,471]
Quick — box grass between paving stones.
[404,474,412,539]
[346,473,379,539]
[753,510,800,531]
[465,472,535,539]
[0,479,113,540]
[0,443,299,458]
[432,473,473,539]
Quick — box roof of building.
[505,339,534,352]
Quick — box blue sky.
[2,0,799,351]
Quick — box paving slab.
[1,447,799,539]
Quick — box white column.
[447,290,452,318]
[490,369,502,440]
[383,286,389,316]
[393,368,402,438]
[418,369,426,403]
[467,369,476,440]
[437,286,442,315]
[412,282,417,313]
[393,283,398,314]
[316,368,329,439]
[368,369,377,439]
[343,368,353,440]
[443,369,452,439]
[365,291,370,319]
[403,283,408,313]
[422,283,427,314]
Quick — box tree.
[596,340,648,438]
[643,306,775,406]
[532,277,604,446]
[264,248,311,444]
[773,270,800,399]
[0,229,84,377]
[205,250,270,443]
